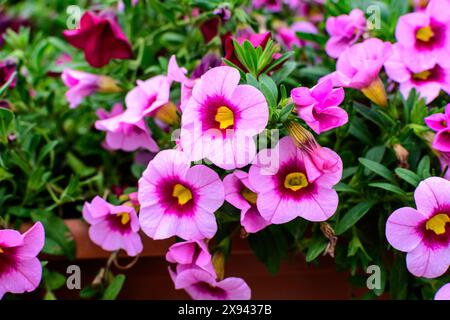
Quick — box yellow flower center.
[215,106,234,129]
[117,212,131,225]
[172,183,193,205]
[413,70,432,81]
[416,26,434,42]
[241,187,257,205]
[284,172,308,191]
[0,247,3,254]
[426,213,450,235]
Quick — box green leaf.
[0,107,14,144]
[390,258,408,300]
[359,158,396,183]
[102,274,126,300]
[248,225,288,274]
[333,182,359,194]
[295,32,327,45]
[45,270,66,291]
[31,211,76,260]
[417,155,431,179]
[368,182,407,196]
[363,145,386,176]
[335,200,377,235]
[306,236,328,262]
[259,74,278,109]
[0,71,17,96]
[349,117,373,145]
[395,168,421,187]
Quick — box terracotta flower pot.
[42,219,361,299]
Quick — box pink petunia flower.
[325,9,366,58]
[61,69,121,108]
[435,283,450,300]
[386,177,450,278]
[252,0,283,12]
[277,21,318,50]
[384,44,450,104]
[138,149,224,240]
[322,38,392,107]
[223,170,270,233]
[95,103,159,152]
[180,66,268,170]
[166,240,216,276]
[425,104,450,152]
[0,60,16,88]
[169,266,251,300]
[124,75,172,123]
[82,196,143,256]
[395,0,450,70]
[248,135,342,224]
[0,222,45,299]
[63,11,133,68]
[291,79,347,134]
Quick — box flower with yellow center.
[284,172,309,191]
[0,247,3,253]
[241,187,257,205]
[117,212,131,225]
[416,26,434,42]
[215,106,234,129]
[172,183,193,205]
[426,213,450,235]
[413,70,432,81]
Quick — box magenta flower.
[168,55,196,112]
[170,267,251,300]
[252,0,282,12]
[277,21,318,50]
[138,149,224,240]
[95,103,159,152]
[395,0,450,71]
[124,75,171,123]
[291,79,347,134]
[325,9,366,58]
[180,66,268,170]
[386,177,450,278]
[166,240,216,276]
[248,136,342,224]
[83,196,143,256]
[0,222,45,299]
[0,60,16,88]
[325,38,392,89]
[61,69,121,108]
[425,104,450,152]
[323,38,392,107]
[63,11,133,68]
[435,283,450,300]
[384,44,450,104]
[223,170,270,233]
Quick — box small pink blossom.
[425,104,450,153]
[169,266,251,300]
[83,196,143,256]
[248,136,342,224]
[252,0,283,12]
[385,44,450,104]
[223,170,270,233]
[180,66,268,170]
[277,21,318,50]
[435,283,450,300]
[323,38,392,90]
[395,0,450,70]
[95,103,159,152]
[386,177,450,278]
[0,222,45,299]
[138,149,224,240]
[291,79,347,134]
[124,75,172,123]
[325,9,366,58]
[166,240,216,276]
[61,69,101,108]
